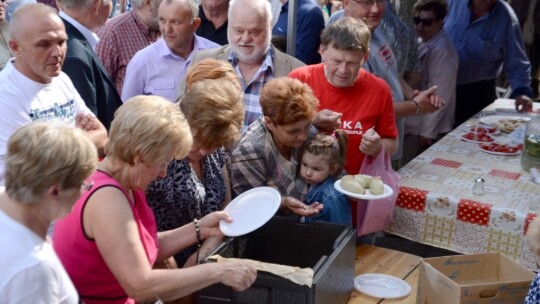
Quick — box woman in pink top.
[52,96,256,303]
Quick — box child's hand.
[282,196,323,216]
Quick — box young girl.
[525,216,540,303]
[300,130,351,224]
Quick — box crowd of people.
[0,0,539,302]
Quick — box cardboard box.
[195,216,355,304]
[417,252,534,304]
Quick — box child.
[300,130,351,224]
[526,216,540,303]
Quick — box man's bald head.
[9,3,61,41]
[8,3,67,84]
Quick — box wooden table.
[348,245,421,304]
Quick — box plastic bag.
[355,147,400,236]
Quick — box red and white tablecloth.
[388,111,540,270]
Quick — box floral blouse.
[146,148,227,266]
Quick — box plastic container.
[194,216,355,304]
[521,115,540,171]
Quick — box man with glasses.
[444,0,534,123]
[402,0,458,164]
[328,0,443,164]
[122,0,219,102]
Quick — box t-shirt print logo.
[29,99,76,122]
[342,120,365,135]
[377,44,395,68]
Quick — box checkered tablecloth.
[388,113,540,270]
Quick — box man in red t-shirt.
[289,17,398,174]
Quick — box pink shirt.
[53,170,159,303]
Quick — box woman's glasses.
[412,17,434,27]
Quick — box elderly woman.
[52,97,256,303]
[147,61,244,268]
[0,121,97,303]
[230,77,324,217]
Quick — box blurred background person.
[444,0,533,124]
[0,121,97,303]
[52,97,256,303]
[196,0,228,45]
[402,0,458,164]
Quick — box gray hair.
[162,0,199,20]
[228,0,271,30]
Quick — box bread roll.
[341,180,365,194]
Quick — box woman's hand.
[282,196,323,217]
[198,211,232,239]
[218,261,257,291]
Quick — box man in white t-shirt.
[0,3,107,186]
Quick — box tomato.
[479,143,523,154]
[463,132,494,142]
[470,126,497,134]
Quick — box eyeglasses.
[81,179,94,191]
[352,0,385,8]
[412,16,434,27]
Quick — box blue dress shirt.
[305,176,352,225]
[444,0,532,97]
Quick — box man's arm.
[393,84,444,119]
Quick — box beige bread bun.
[369,177,384,195]
[341,175,355,183]
[355,174,373,186]
[341,180,365,194]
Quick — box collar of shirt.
[227,46,275,77]
[418,29,446,57]
[59,11,100,50]
[157,34,206,60]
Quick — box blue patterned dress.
[525,273,540,303]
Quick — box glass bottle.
[521,115,540,171]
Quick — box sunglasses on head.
[412,17,434,26]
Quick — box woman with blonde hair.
[0,121,97,303]
[52,96,256,303]
[147,59,245,268]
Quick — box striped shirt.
[228,48,275,128]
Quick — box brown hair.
[320,16,370,52]
[180,78,244,149]
[413,0,448,21]
[259,77,318,126]
[304,130,348,178]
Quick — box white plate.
[219,187,281,237]
[479,115,531,130]
[478,143,523,156]
[334,180,393,200]
[354,274,411,299]
[460,132,494,144]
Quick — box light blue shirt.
[444,0,532,97]
[121,35,219,102]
